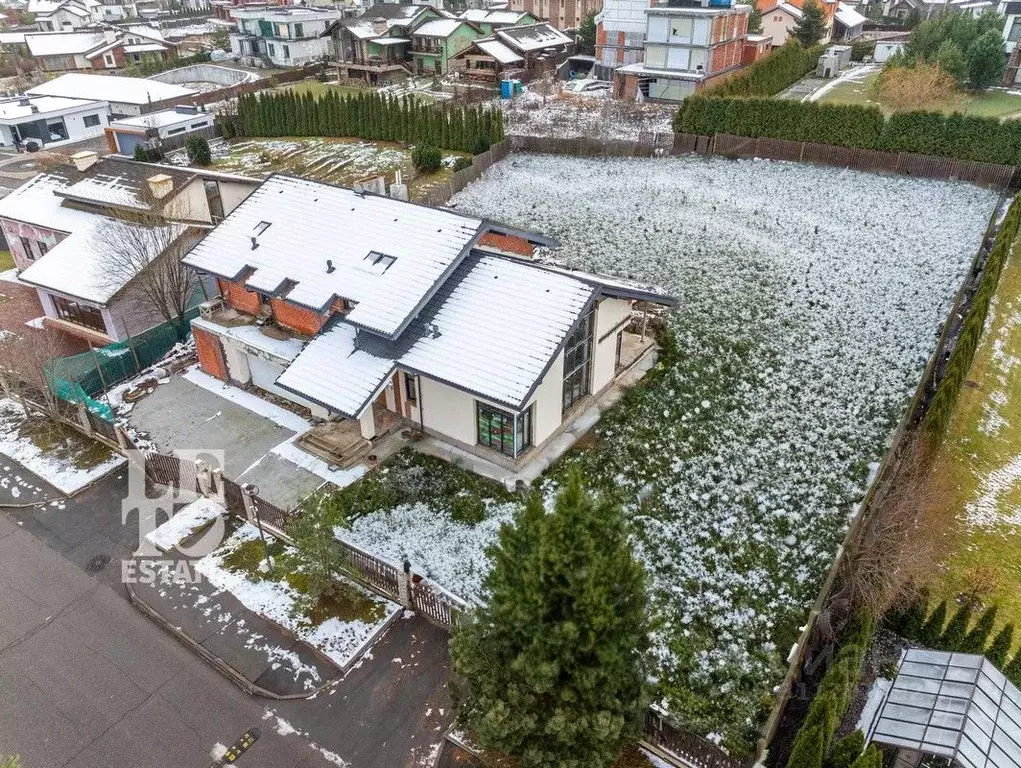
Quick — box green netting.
[45,306,201,419]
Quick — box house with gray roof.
[181,174,675,475]
[451,21,573,84]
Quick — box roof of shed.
[182,174,487,339]
[475,38,523,63]
[496,22,571,51]
[835,2,868,27]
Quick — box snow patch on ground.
[145,497,226,552]
[0,398,124,495]
[196,523,399,668]
[504,90,674,141]
[182,366,311,433]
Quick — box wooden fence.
[645,710,745,768]
[414,138,512,207]
[509,132,673,158]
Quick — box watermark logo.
[121,449,229,585]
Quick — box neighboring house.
[33,0,92,31]
[1001,0,1021,53]
[594,0,650,78]
[182,174,675,471]
[0,153,259,345]
[229,6,346,67]
[210,0,286,22]
[105,104,214,155]
[407,17,482,75]
[873,34,906,61]
[323,3,444,84]
[833,1,866,40]
[0,94,109,149]
[613,1,752,102]
[458,8,538,34]
[451,21,572,83]
[0,31,30,53]
[510,0,602,31]
[24,24,178,72]
[758,1,801,47]
[883,0,957,19]
[27,72,197,117]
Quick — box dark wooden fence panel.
[340,543,402,597]
[644,710,745,768]
[410,580,458,627]
[219,476,247,518]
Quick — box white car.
[563,79,611,96]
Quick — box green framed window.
[477,402,532,457]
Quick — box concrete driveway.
[125,370,327,510]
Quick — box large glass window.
[562,308,593,414]
[52,295,106,333]
[205,179,224,222]
[477,403,532,457]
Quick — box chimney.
[372,16,386,34]
[103,27,117,43]
[71,150,99,172]
[147,173,175,200]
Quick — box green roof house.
[407,17,483,75]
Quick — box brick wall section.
[217,278,262,315]
[711,38,744,75]
[194,326,228,381]
[479,232,534,258]
[269,298,327,336]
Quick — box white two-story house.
[229,6,346,67]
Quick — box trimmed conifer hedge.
[674,96,1021,166]
[925,196,1021,433]
[235,89,504,154]
[709,42,826,98]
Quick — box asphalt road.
[0,472,454,768]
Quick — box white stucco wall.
[592,298,632,394]
[761,9,797,47]
[528,351,564,447]
[218,179,258,215]
[419,375,477,446]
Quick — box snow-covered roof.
[343,20,378,39]
[475,38,523,63]
[372,36,409,44]
[182,175,487,338]
[496,22,571,52]
[27,0,65,13]
[616,61,705,80]
[126,23,165,41]
[0,171,174,304]
[0,94,104,121]
[536,262,677,305]
[835,2,868,27]
[122,42,168,53]
[411,18,464,37]
[27,73,197,105]
[459,8,530,24]
[0,32,27,45]
[110,107,211,130]
[25,30,105,56]
[276,252,597,416]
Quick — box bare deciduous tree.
[97,214,200,340]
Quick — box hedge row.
[235,90,504,154]
[888,597,1021,684]
[785,611,875,768]
[674,96,1021,166]
[708,42,826,98]
[925,196,1021,433]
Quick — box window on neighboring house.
[104,52,116,67]
[268,42,275,56]
[562,307,593,414]
[190,121,208,129]
[404,372,417,404]
[205,179,224,223]
[19,236,36,260]
[477,402,532,457]
[282,44,290,59]
[83,114,101,128]
[166,127,186,135]
[294,22,303,37]
[52,295,106,333]
[1009,18,1021,41]
[37,240,48,256]
[47,119,68,142]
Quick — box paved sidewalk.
[130,550,340,696]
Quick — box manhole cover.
[85,554,110,573]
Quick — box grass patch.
[14,415,114,470]
[282,80,366,100]
[819,70,1021,119]
[924,228,1021,637]
[338,448,515,521]
[0,250,13,271]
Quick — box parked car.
[564,79,611,97]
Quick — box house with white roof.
[24,24,178,72]
[0,93,109,149]
[0,153,259,345]
[182,175,675,471]
[457,8,538,34]
[105,104,214,155]
[229,6,346,67]
[451,21,573,83]
[833,1,867,40]
[27,72,197,117]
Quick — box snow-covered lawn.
[503,90,675,141]
[196,522,400,669]
[350,154,998,750]
[0,398,125,495]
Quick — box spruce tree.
[449,474,651,768]
[848,745,882,768]
[961,605,998,654]
[919,600,948,647]
[792,0,826,46]
[940,604,973,652]
[987,623,1015,668]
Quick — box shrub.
[787,725,826,768]
[849,745,883,768]
[919,600,949,646]
[827,730,865,768]
[850,39,876,61]
[709,41,825,97]
[451,492,486,525]
[939,603,973,650]
[987,623,1015,668]
[185,135,212,166]
[451,156,473,172]
[412,144,442,173]
[961,605,998,654]
[876,63,962,112]
[471,134,491,155]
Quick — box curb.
[126,579,343,701]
